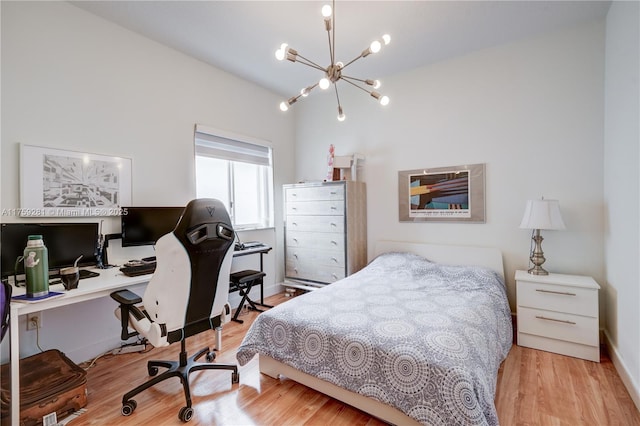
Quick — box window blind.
[194,126,271,166]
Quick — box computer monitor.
[121,207,184,247]
[1,222,99,279]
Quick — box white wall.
[295,20,606,313]
[603,1,640,409]
[0,1,295,363]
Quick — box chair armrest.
[110,289,143,340]
[110,289,142,305]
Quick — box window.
[194,125,274,230]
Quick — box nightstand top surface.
[515,270,600,289]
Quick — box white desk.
[8,268,150,426]
[7,244,272,425]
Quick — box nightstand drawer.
[517,281,598,317]
[518,307,599,347]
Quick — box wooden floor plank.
[58,293,639,425]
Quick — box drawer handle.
[293,254,298,259]
[535,315,576,325]
[331,206,337,210]
[536,289,576,296]
[330,257,338,263]
[292,222,297,226]
[293,238,298,243]
[331,273,338,278]
[330,191,337,195]
[330,240,338,245]
[292,207,297,210]
[330,222,337,227]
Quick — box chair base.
[120,340,239,422]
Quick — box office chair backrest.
[142,199,235,343]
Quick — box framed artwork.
[398,163,485,223]
[19,144,132,217]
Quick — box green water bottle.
[24,235,49,297]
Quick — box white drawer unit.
[515,270,600,362]
[284,181,367,287]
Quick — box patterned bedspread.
[236,252,512,425]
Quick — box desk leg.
[9,304,20,426]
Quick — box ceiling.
[70,1,611,98]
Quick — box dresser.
[515,270,600,362]
[284,181,367,288]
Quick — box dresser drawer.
[285,185,344,202]
[286,200,344,216]
[286,215,344,233]
[286,231,345,251]
[517,281,598,317]
[286,246,345,269]
[518,306,599,347]
[285,262,345,283]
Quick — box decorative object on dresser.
[283,181,366,291]
[516,270,600,362]
[519,198,566,275]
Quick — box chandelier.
[276,0,390,122]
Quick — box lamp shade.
[519,199,566,230]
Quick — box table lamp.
[519,198,565,275]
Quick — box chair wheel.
[121,400,137,416]
[179,406,194,422]
[206,351,215,362]
[232,371,240,384]
[148,366,159,376]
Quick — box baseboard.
[603,329,640,411]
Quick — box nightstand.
[515,270,600,362]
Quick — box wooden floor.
[67,293,639,426]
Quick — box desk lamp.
[519,198,565,275]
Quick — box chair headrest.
[174,199,234,245]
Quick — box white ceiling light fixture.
[276,0,390,122]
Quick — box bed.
[236,241,513,425]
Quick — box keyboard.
[120,262,157,277]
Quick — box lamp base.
[527,265,549,275]
[528,229,549,275]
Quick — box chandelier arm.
[326,31,334,67]
[340,76,373,95]
[294,53,327,72]
[334,82,342,106]
[340,75,369,84]
[331,0,336,65]
[340,53,365,70]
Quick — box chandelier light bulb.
[322,4,332,18]
[370,40,382,54]
[382,34,391,45]
[300,87,310,97]
[337,106,346,121]
[279,101,289,112]
[275,43,288,61]
[319,77,331,90]
[379,95,390,106]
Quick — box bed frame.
[259,241,505,425]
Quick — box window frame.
[194,124,274,230]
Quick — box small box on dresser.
[515,270,600,362]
